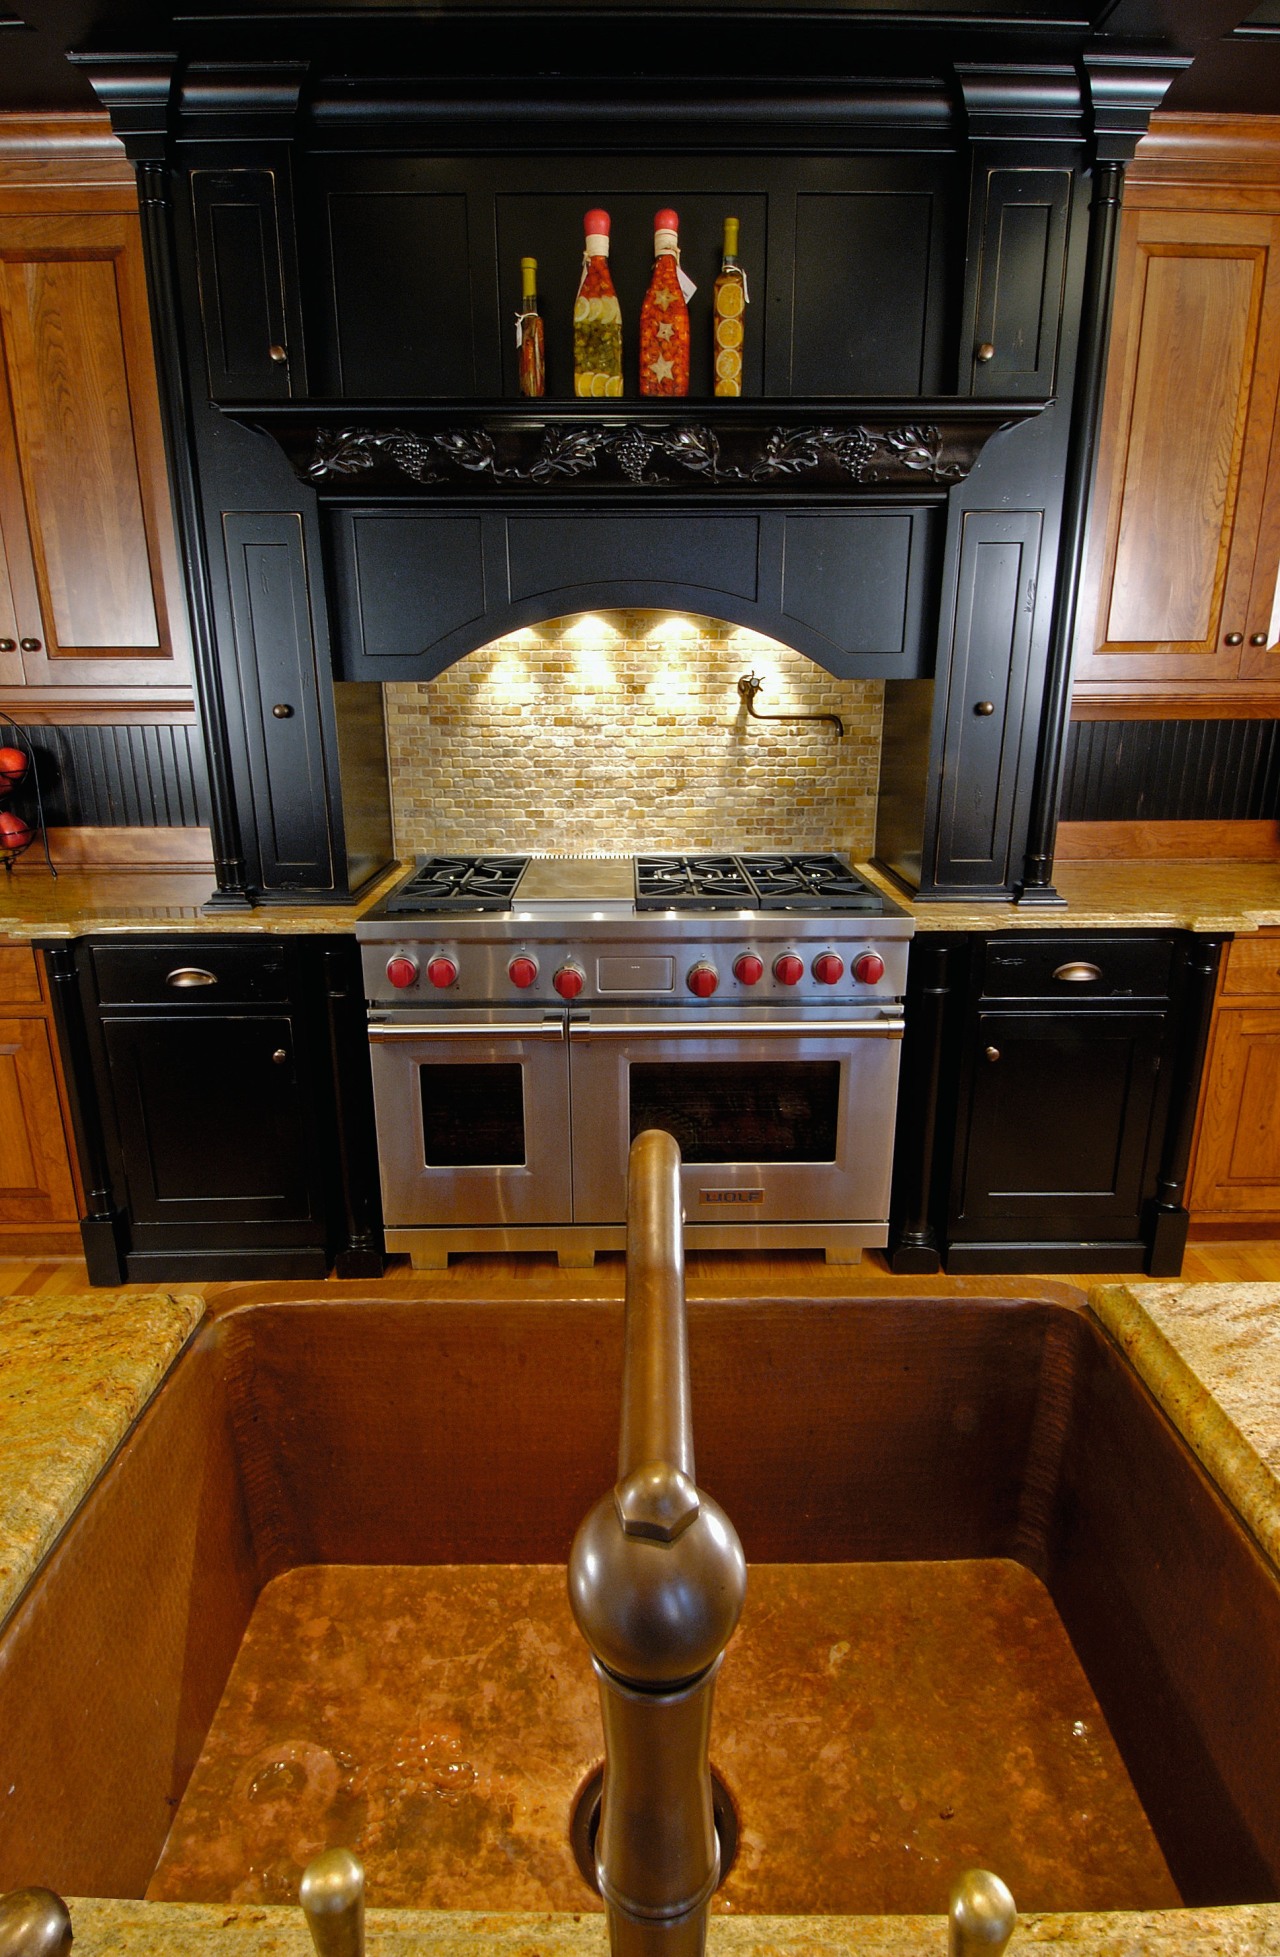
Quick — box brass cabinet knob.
[272,703,294,718]
[19,637,40,652]
[1224,631,1244,646]
[0,639,15,652]
[272,1047,288,1065]
[1250,632,1269,646]
[0,1888,74,1957]
[268,343,288,363]
[984,1045,1000,1062]
[974,700,996,716]
[976,342,996,362]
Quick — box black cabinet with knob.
[890,930,1223,1275]
[44,934,384,1283]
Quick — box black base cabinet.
[44,935,384,1284]
[890,931,1223,1276]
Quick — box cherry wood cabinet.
[1189,930,1280,1233]
[0,117,193,721]
[0,942,81,1253]
[1073,116,1280,717]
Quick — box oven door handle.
[568,1018,903,1040]
[369,1020,566,1041]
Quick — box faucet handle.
[0,1889,73,1957]
[949,1869,1016,1957]
[300,1849,365,1957]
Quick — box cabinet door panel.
[0,209,191,695]
[192,170,294,399]
[1189,1005,1280,1215]
[1075,208,1280,689]
[223,511,334,889]
[932,509,1042,890]
[0,1016,78,1224]
[967,168,1072,398]
[102,1014,315,1227]
[953,1009,1165,1239]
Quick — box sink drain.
[569,1763,739,1896]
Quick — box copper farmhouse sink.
[1,1295,1278,1917]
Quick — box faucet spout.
[568,1130,747,1957]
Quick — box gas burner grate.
[635,852,883,913]
[736,853,883,911]
[385,855,529,914]
[634,854,758,910]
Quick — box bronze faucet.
[569,1129,747,1957]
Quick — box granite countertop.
[2,856,1280,941]
[0,1290,204,1631]
[5,1278,1280,1956]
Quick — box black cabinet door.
[101,1011,320,1243]
[950,1007,1166,1242]
[192,168,297,399]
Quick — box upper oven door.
[368,1011,570,1228]
[567,1007,903,1226]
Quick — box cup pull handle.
[167,967,218,988]
[1052,961,1101,983]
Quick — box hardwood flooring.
[1,1238,1276,1308]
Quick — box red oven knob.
[687,961,719,998]
[853,951,885,985]
[386,955,419,989]
[509,955,539,989]
[426,955,458,989]
[733,953,764,986]
[812,952,845,986]
[554,963,585,1000]
[773,952,804,986]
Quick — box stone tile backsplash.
[385,612,883,857]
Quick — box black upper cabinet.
[276,153,960,405]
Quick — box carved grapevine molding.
[303,418,967,491]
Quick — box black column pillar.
[1015,157,1125,904]
[134,159,254,908]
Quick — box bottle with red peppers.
[516,256,546,398]
[639,208,693,397]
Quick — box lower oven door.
[568,1007,904,1225]
[368,1011,571,1227]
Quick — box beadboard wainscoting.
[385,612,884,859]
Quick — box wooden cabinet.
[1073,116,1280,716]
[51,933,383,1283]
[0,117,192,719]
[0,942,81,1252]
[893,930,1218,1275]
[1189,930,1280,1231]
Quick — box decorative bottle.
[712,216,747,397]
[573,210,623,398]
[516,256,546,398]
[639,208,692,397]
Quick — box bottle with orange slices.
[573,209,623,398]
[712,216,747,396]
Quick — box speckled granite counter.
[56,1896,1280,1957]
[0,1290,203,1629]
[3,856,1280,940]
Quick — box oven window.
[628,1060,840,1163]
[419,1062,526,1166]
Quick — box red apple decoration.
[0,808,33,852]
[0,746,26,791]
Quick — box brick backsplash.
[385,612,883,857]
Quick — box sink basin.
[2,1293,1278,1917]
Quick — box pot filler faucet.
[568,1128,748,1957]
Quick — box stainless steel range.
[357,854,913,1268]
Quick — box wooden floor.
[2,1238,1277,1307]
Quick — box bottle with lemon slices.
[573,209,623,398]
[712,216,747,397]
